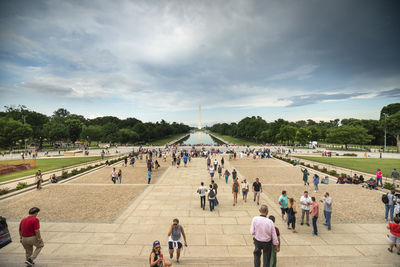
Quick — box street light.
[383,113,389,152]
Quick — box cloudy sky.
[0,0,399,126]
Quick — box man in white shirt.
[197,182,207,210]
[300,191,312,226]
[250,205,279,267]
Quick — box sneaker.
[170,254,173,259]
[301,222,304,226]
[323,223,328,226]
[306,223,310,227]
[177,259,180,263]
[25,259,34,266]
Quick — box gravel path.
[230,158,384,223]
[0,185,144,222]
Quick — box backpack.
[209,189,215,198]
[0,216,12,249]
[382,193,389,204]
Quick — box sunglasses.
[155,246,161,249]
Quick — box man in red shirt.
[19,207,44,266]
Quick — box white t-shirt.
[300,196,312,210]
[197,186,207,197]
[241,182,249,190]
[209,167,214,174]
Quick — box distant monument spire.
[198,105,202,130]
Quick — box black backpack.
[209,189,215,198]
[382,194,389,204]
[0,216,12,248]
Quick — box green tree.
[386,111,400,152]
[0,117,33,149]
[80,125,103,145]
[118,128,139,143]
[276,125,297,144]
[296,128,312,145]
[43,120,69,143]
[65,119,83,143]
[326,126,373,149]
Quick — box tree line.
[0,106,191,150]
[208,103,400,151]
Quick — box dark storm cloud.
[0,0,399,111]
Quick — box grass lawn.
[148,133,189,146]
[295,156,400,177]
[211,132,260,145]
[0,156,105,182]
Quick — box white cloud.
[267,64,319,81]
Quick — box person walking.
[287,198,297,233]
[268,215,281,267]
[300,191,312,226]
[376,168,383,187]
[250,205,279,267]
[207,157,211,169]
[111,168,117,184]
[391,168,399,188]
[221,157,225,168]
[208,185,216,211]
[253,178,262,205]
[311,197,319,236]
[124,157,128,167]
[19,207,44,266]
[117,169,122,184]
[301,168,310,186]
[150,240,172,267]
[35,170,43,190]
[224,169,230,184]
[214,159,218,170]
[168,218,187,263]
[321,192,333,230]
[385,190,397,222]
[209,166,215,179]
[313,174,320,192]
[217,165,222,179]
[232,179,240,206]
[211,180,219,206]
[278,191,289,222]
[387,217,400,255]
[197,182,207,210]
[183,154,188,167]
[147,170,152,184]
[232,169,237,181]
[241,179,249,202]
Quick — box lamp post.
[383,113,388,152]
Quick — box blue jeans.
[209,199,215,211]
[312,216,318,235]
[324,210,332,230]
[385,204,394,221]
[214,196,219,206]
[377,178,383,187]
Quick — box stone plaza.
[0,152,398,266]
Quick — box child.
[287,198,297,233]
[269,215,280,267]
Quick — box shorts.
[389,233,400,245]
[242,189,248,195]
[168,241,183,249]
[210,173,214,177]
[254,191,260,196]
[281,207,289,215]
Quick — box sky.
[0,0,399,126]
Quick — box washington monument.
[198,105,202,130]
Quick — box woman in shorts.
[232,179,240,206]
[224,169,230,184]
[168,218,187,263]
[387,217,400,255]
[241,179,249,202]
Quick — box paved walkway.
[0,157,398,266]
